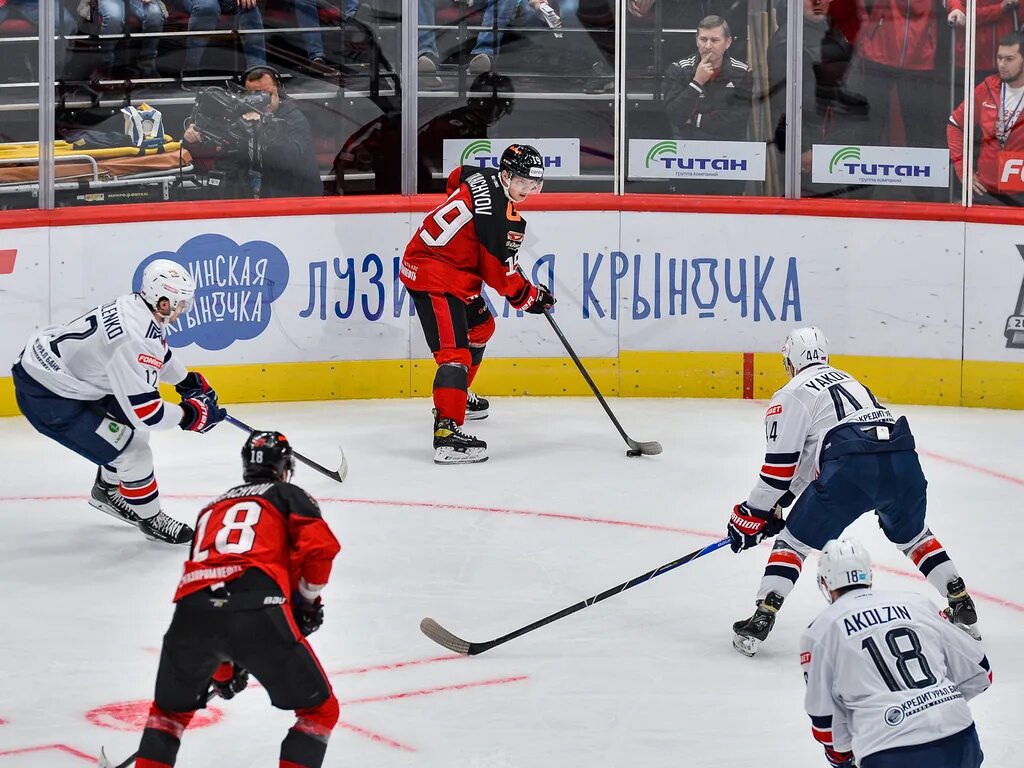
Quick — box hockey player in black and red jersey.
[11,259,226,544]
[132,431,341,768]
[400,143,557,464]
[726,327,981,657]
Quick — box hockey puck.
[626,449,643,457]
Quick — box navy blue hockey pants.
[12,361,134,466]
[785,418,928,550]
[861,723,983,768]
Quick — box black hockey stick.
[420,537,729,655]
[540,307,662,457]
[224,413,348,483]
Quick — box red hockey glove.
[179,390,226,433]
[823,747,855,768]
[522,283,556,314]
[175,371,214,399]
[727,502,786,553]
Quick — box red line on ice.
[337,721,416,752]
[0,744,94,762]
[917,449,1024,487]
[341,675,528,707]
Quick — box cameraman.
[183,66,323,199]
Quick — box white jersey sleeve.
[746,389,810,511]
[801,589,989,762]
[19,294,184,431]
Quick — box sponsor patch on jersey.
[507,231,524,243]
[766,404,783,417]
[800,651,811,665]
[884,706,905,726]
[137,353,163,369]
[96,417,132,450]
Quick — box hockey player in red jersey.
[133,431,341,768]
[400,143,556,464]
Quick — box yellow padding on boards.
[0,356,1022,418]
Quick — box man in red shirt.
[948,31,1024,205]
[948,0,1020,81]
[400,143,556,465]
[132,431,341,768]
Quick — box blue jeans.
[417,0,518,60]
[96,0,165,64]
[0,0,77,69]
[185,0,265,69]
[288,0,323,59]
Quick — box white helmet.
[782,326,829,376]
[139,259,195,320]
[817,538,873,603]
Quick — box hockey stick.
[420,536,729,655]
[224,413,348,484]
[539,307,662,457]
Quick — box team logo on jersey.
[134,234,289,352]
[884,707,905,726]
[1006,244,1024,349]
[137,353,163,369]
[766,404,783,417]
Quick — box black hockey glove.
[727,502,786,553]
[823,747,855,768]
[210,664,249,700]
[179,390,226,433]
[175,371,215,399]
[293,596,324,636]
[523,284,556,314]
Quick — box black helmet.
[242,431,295,482]
[468,72,514,125]
[499,143,544,182]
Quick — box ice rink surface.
[0,397,1020,767]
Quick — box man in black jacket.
[662,15,754,194]
[184,66,323,199]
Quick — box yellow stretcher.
[0,138,191,184]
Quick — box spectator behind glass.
[947,32,1024,205]
[768,0,867,195]
[948,0,1020,80]
[279,0,340,75]
[845,0,946,150]
[417,0,547,87]
[334,71,516,194]
[86,0,166,80]
[579,0,747,94]
[183,66,322,198]
[662,15,754,194]
[183,0,266,73]
[0,0,77,73]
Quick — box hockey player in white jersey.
[11,259,226,545]
[727,327,980,656]
[801,538,990,768]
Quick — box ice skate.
[944,577,981,640]
[88,468,142,527]
[732,592,784,656]
[465,389,489,421]
[433,413,488,464]
[139,510,194,545]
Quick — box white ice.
[0,397,1020,767]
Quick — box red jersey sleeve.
[280,484,341,589]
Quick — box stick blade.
[419,617,471,655]
[627,438,663,456]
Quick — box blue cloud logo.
[134,234,289,351]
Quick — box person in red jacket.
[947,31,1024,205]
[400,144,556,465]
[132,431,342,768]
[847,0,948,155]
[948,0,1019,81]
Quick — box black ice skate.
[88,469,142,527]
[465,389,489,421]
[732,592,784,657]
[944,577,981,640]
[433,413,488,464]
[139,511,195,545]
